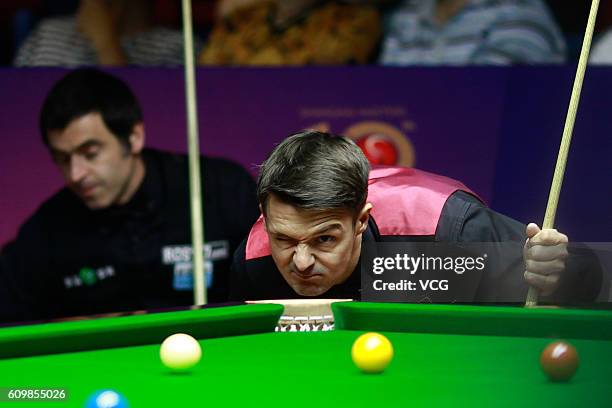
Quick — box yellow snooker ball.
[351,332,394,373]
[160,333,202,371]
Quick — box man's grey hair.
[257,130,370,216]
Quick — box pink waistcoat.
[246,166,474,260]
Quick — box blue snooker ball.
[85,390,128,408]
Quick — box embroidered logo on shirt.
[64,265,115,289]
[172,260,214,291]
[161,241,229,291]
[161,241,230,264]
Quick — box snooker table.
[0,302,611,407]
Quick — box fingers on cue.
[524,270,560,294]
[525,258,566,276]
[525,244,569,262]
[526,223,541,239]
[527,228,569,247]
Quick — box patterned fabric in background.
[200,1,381,65]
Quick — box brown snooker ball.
[540,341,579,382]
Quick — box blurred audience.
[199,0,381,65]
[3,1,607,66]
[380,0,566,65]
[14,0,202,66]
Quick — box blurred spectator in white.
[380,0,566,65]
[591,30,612,64]
[14,0,202,66]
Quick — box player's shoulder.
[440,191,525,242]
[41,188,83,218]
[15,187,82,239]
[142,148,192,183]
[202,156,253,177]
[440,190,490,228]
[145,148,251,177]
[143,148,184,165]
[446,190,486,208]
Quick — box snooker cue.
[182,0,207,305]
[525,0,600,307]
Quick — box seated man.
[380,0,566,65]
[14,0,201,66]
[0,68,259,322]
[230,131,601,302]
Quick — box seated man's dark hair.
[39,68,143,149]
[257,131,370,216]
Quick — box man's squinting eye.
[317,235,337,244]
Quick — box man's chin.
[290,282,331,297]
[77,191,116,210]
[83,199,108,210]
[81,196,115,210]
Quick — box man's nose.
[293,243,315,272]
[68,156,87,183]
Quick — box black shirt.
[0,149,259,322]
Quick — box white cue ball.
[160,333,202,371]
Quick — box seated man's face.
[264,194,368,296]
[47,112,143,209]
